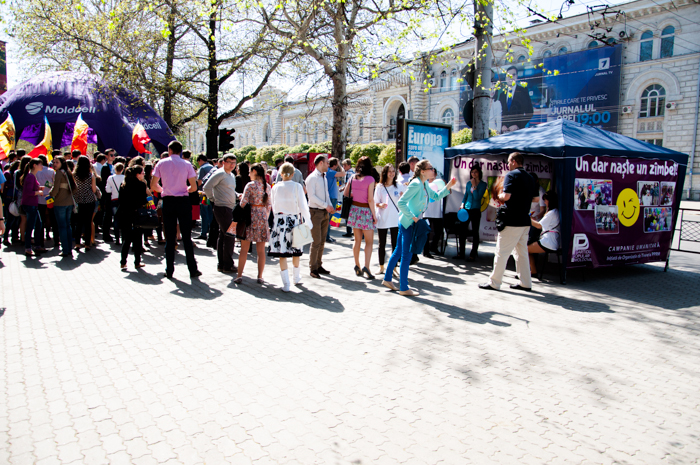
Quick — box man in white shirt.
[306,155,335,279]
[203,154,238,273]
[105,163,125,244]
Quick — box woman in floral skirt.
[235,163,272,285]
[343,156,377,279]
[268,162,312,292]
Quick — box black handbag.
[340,175,354,220]
[134,207,160,229]
[495,205,508,232]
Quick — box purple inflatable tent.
[0,72,176,158]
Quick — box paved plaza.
[1,220,699,464]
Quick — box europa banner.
[570,154,680,268]
[446,154,553,242]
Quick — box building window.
[324,122,329,140]
[517,55,526,62]
[359,117,364,138]
[661,26,674,58]
[302,125,307,143]
[294,129,298,144]
[642,139,663,147]
[588,40,599,49]
[640,30,653,62]
[442,108,454,127]
[558,47,568,55]
[263,123,270,143]
[450,69,458,90]
[286,126,290,144]
[313,123,318,143]
[543,50,552,58]
[440,71,447,91]
[640,84,665,118]
[347,119,353,140]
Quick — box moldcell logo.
[25,102,43,115]
[142,121,162,130]
[25,101,97,115]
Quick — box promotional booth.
[444,120,688,281]
[0,72,176,157]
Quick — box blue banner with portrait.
[461,44,623,135]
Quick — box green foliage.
[234,145,257,163]
[307,141,333,154]
[377,145,396,167]
[348,143,386,165]
[452,128,472,146]
[255,145,280,164]
[287,143,312,154]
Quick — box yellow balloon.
[616,188,640,227]
[480,189,490,212]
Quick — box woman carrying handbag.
[268,162,312,292]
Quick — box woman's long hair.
[409,159,432,183]
[54,156,76,190]
[73,155,92,181]
[543,190,559,210]
[355,156,373,177]
[379,164,397,187]
[16,156,31,187]
[121,165,143,189]
[20,159,42,188]
[250,163,269,205]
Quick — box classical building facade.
[185,0,699,198]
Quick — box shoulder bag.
[8,172,20,216]
[292,184,313,247]
[64,172,79,214]
[340,175,354,220]
[383,184,399,212]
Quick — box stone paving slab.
[1,229,699,464]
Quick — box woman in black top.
[235,162,251,195]
[117,166,148,270]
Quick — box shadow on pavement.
[168,276,224,300]
[413,296,517,326]
[228,279,345,313]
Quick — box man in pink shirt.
[151,141,201,279]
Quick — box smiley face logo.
[616,188,640,227]
[480,189,490,212]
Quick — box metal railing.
[667,207,700,270]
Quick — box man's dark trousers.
[162,196,198,275]
[213,205,236,271]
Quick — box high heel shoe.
[362,267,375,280]
[354,265,362,276]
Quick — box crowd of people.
[0,147,559,295]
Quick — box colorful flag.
[330,212,342,228]
[28,116,53,161]
[0,113,16,160]
[132,121,152,154]
[70,113,89,155]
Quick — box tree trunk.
[473,0,493,141]
[162,5,177,130]
[330,63,348,161]
[206,10,219,159]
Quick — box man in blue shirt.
[196,154,215,239]
[325,157,344,242]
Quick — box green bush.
[234,145,257,163]
[452,128,472,146]
[307,141,333,154]
[377,145,396,167]
[255,145,285,164]
[287,143,312,154]
[349,143,385,165]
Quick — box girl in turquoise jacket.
[383,159,456,296]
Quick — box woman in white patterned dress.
[269,163,312,292]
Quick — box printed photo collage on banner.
[571,155,679,267]
[447,154,553,242]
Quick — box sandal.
[257,278,264,285]
[354,265,362,276]
[233,277,243,284]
